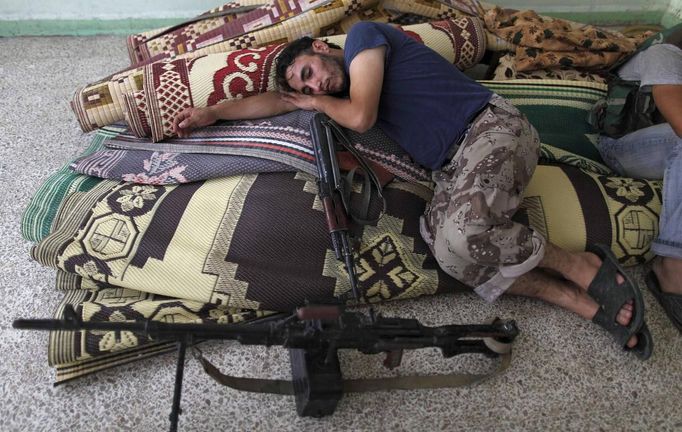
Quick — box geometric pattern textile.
[106,110,431,182]
[129,0,332,65]
[136,43,284,142]
[127,17,487,141]
[30,165,661,363]
[127,0,268,65]
[516,165,662,266]
[71,15,487,134]
[47,283,272,372]
[71,0,380,132]
[32,174,463,311]
[38,159,664,376]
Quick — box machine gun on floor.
[14,305,518,431]
[13,114,520,432]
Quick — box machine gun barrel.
[13,306,519,355]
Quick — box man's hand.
[172,106,217,138]
[279,92,318,111]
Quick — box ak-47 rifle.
[12,114,520,432]
[309,112,387,302]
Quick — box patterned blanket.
[483,7,650,72]
[48,283,271,382]
[126,0,489,65]
[128,0,321,65]
[125,17,486,141]
[492,53,608,83]
[72,0,378,132]
[31,163,661,322]
[32,161,662,307]
[105,110,430,181]
[37,160,661,380]
[32,173,459,309]
[25,79,613,244]
[70,148,292,184]
[71,13,487,134]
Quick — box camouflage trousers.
[420,94,545,302]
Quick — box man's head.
[275,37,347,96]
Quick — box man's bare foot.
[652,256,682,295]
[538,245,640,348]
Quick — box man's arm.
[172,92,297,138]
[282,46,386,133]
[652,84,682,137]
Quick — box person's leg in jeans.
[598,123,682,302]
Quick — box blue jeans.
[598,123,682,259]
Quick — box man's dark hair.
[275,37,342,92]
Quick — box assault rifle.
[309,112,386,302]
[13,114,520,432]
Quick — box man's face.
[286,52,347,96]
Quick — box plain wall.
[0,0,220,20]
[0,0,673,20]
[663,0,682,25]
[0,0,678,36]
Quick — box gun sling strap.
[194,343,513,394]
[311,113,387,226]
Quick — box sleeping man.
[173,22,652,358]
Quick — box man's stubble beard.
[320,53,349,96]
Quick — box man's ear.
[311,39,329,54]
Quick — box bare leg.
[652,256,682,295]
[507,243,637,347]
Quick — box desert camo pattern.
[420,94,542,301]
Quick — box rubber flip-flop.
[586,244,653,360]
[645,270,682,334]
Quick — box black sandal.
[587,244,653,360]
[646,270,682,334]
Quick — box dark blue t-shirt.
[343,22,492,170]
